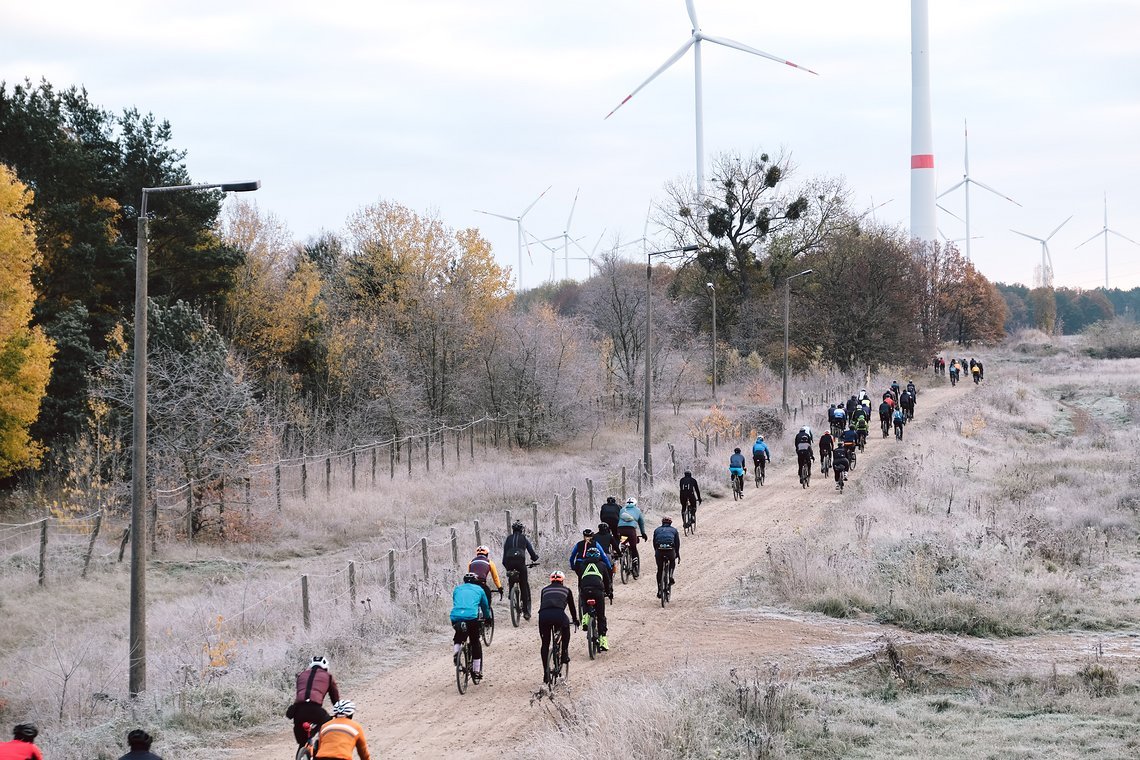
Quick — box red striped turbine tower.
[910,0,937,242]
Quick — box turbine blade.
[526,231,558,252]
[700,33,818,75]
[1010,229,1043,243]
[605,38,696,119]
[1046,245,1054,269]
[1108,229,1140,246]
[521,227,536,264]
[520,185,553,218]
[591,229,606,255]
[936,180,966,199]
[566,188,579,231]
[970,178,1021,206]
[936,204,964,223]
[474,210,518,222]
[1075,229,1105,249]
[685,0,700,30]
[1045,216,1072,241]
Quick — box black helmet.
[582,528,594,537]
[683,469,692,477]
[511,520,524,532]
[606,496,617,503]
[127,729,153,750]
[734,447,741,454]
[597,522,608,533]
[14,724,38,741]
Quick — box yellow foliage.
[203,615,239,673]
[688,404,734,438]
[959,413,987,438]
[0,164,55,476]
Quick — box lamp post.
[706,282,717,403]
[782,269,814,414]
[644,244,699,486]
[130,180,259,697]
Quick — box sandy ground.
[227,384,1140,758]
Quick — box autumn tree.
[0,165,54,477]
[943,265,1008,345]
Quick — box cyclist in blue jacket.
[616,498,648,570]
[569,528,612,574]
[450,572,491,682]
[751,435,771,482]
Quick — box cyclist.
[977,360,985,380]
[468,546,503,609]
[831,404,847,434]
[971,362,982,384]
[845,395,858,418]
[652,516,680,599]
[289,656,339,746]
[889,380,901,403]
[818,429,835,472]
[570,528,612,574]
[900,389,915,421]
[832,445,850,489]
[502,521,539,621]
[679,469,702,527]
[794,427,814,483]
[118,729,162,760]
[539,571,579,684]
[751,435,771,483]
[728,448,747,495]
[949,360,960,384]
[853,414,869,449]
[450,572,491,683]
[906,380,917,400]
[851,401,868,424]
[616,498,648,570]
[878,399,892,433]
[858,388,870,404]
[599,495,622,542]
[893,405,906,439]
[0,725,42,760]
[578,547,613,651]
[882,390,895,409]
[315,701,371,760]
[839,425,858,467]
[595,521,619,560]
[826,404,838,429]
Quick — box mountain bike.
[820,450,832,475]
[295,722,320,760]
[835,470,847,494]
[582,597,600,660]
[617,536,630,584]
[754,458,766,487]
[658,556,674,607]
[895,422,904,441]
[508,562,540,627]
[548,627,568,687]
[856,429,867,452]
[454,623,476,695]
[798,458,811,489]
[731,471,744,500]
[682,500,697,536]
[950,371,958,387]
[846,445,857,470]
[481,600,496,646]
[881,417,890,438]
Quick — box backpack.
[620,508,636,522]
[504,534,526,560]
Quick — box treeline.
[0,83,1006,510]
[994,282,1140,335]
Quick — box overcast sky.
[6,1,1139,290]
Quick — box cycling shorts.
[729,467,744,477]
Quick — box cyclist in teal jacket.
[450,573,491,682]
[616,498,648,569]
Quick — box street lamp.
[706,282,717,403]
[644,244,699,486]
[131,180,259,696]
[782,269,813,413]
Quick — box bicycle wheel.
[586,615,597,660]
[755,466,761,488]
[549,630,563,686]
[456,642,470,695]
[733,478,740,500]
[481,611,494,646]
[632,553,640,579]
[509,584,521,628]
[619,549,629,584]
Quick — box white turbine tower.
[1011,216,1071,289]
[1076,193,1139,289]
[937,121,1021,263]
[910,0,937,242]
[474,185,551,292]
[534,189,585,280]
[605,0,816,189]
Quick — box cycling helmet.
[800,427,808,433]
[310,655,329,670]
[463,572,480,583]
[582,528,594,537]
[683,470,692,477]
[127,730,153,750]
[331,700,356,718]
[475,545,490,556]
[512,520,525,532]
[585,547,601,559]
[597,522,609,532]
[733,448,741,454]
[661,516,673,525]
[13,724,38,741]
[550,570,565,583]
[756,435,764,442]
[625,498,637,506]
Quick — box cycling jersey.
[569,539,612,571]
[617,504,646,534]
[539,583,578,623]
[0,741,43,760]
[679,475,702,501]
[751,442,771,462]
[818,433,834,453]
[467,556,502,589]
[729,452,746,469]
[316,717,371,760]
[450,583,491,623]
[652,524,680,556]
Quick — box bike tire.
[481,613,494,646]
[587,617,597,660]
[549,631,564,686]
[510,584,521,628]
[620,552,629,584]
[456,643,470,695]
[632,555,640,579]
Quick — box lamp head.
[220,181,261,193]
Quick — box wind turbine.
[938,227,982,250]
[1011,216,1070,289]
[1076,193,1139,289]
[573,229,608,278]
[937,120,1021,263]
[534,189,586,280]
[474,185,551,292]
[604,0,816,189]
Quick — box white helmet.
[331,700,356,717]
[310,656,328,670]
[625,497,637,506]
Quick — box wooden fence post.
[149,494,157,554]
[421,537,429,578]
[715,431,719,448]
[275,465,282,511]
[244,477,251,517]
[469,417,475,460]
[705,433,710,456]
[187,487,196,539]
[408,433,413,477]
[371,446,377,486]
[451,527,459,566]
[636,460,642,498]
[425,434,430,474]
[301,574,311,630]
[388,550,396,600]
[553,495,561,535]
[587,478,594,512]
[441,429,446,471]
[325,456,332,496]
[669,444,677,480]
[348,561,357,610]
[81,512,102,579]
[694,436,698,458]
[532,502,539,547]
[505,510,512,536]
[301,457,308,501]
[390,438,396,479]
[38,519,48,586]
[219,476,227,540]
[474,519,482,547]
[351,450,357,491]
[571,487,578,528]
[621,466,627,503]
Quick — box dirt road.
[233,385,1126,758]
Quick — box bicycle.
[845,445,857,470]
[895,422,904,441]
[820,451,832,475]
[856,430,867,452]
[454,622,477,695]
[548,626,568,687]
[950,371,958,387]
[507,563,540,627]
[835,470,847,493]
[731,471,744,500]
[617,536,630,584]
[880,417,890,438]
[582,597,600,660]
[754,459,766,487]
[658,557,674,607]
[295,722,320,760]
[481,597,496,646]
[798,459,811,489]
[682,500,697,536]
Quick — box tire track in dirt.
[227,385,986,758]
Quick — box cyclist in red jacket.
[0,724,42,760]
